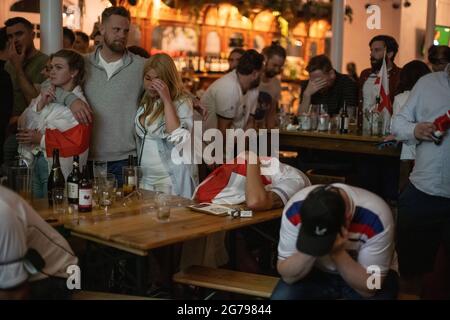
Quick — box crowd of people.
[0,5,449,300]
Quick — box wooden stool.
[173,265,279,299]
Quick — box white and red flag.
[375,52,392,134]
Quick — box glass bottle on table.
[47,148,65,206]
[339,102,349,134]
[67,155,81,206]
[78,165,92,213]
[122,155,136,197]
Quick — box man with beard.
[356,35,401,204]
[0,28,13,168]
[257,43,286,128]
[299,55,358,116]
[359,35,401,120]
[202,49,263,140]
[3,18,91,165]
[81,6,146,185]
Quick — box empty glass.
[93,161,107,178]
[155,193,171,222]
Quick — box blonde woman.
[135,53,198,197]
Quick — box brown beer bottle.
[123,155,136,196]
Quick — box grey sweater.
[82,47,146,161]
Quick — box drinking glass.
[100,174,117,213]
[155,192,171,222]
[6,162,32,203]
[93,160,107,178]
[52,187,66,216]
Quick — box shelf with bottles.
[172,53,231,74]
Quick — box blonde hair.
[141,53,186,125]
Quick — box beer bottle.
[47,148,65,206]
[123,155,136,196]
[67,155,81,205]
[78,165,92,212]
[339,102,349,134]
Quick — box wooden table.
[280,130,400,157]
[33,192,282,294]
[34,193,281,256]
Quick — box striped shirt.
[278,184,397,275]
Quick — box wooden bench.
[72,290,155,300]
[173,265,279,299]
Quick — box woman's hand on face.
[37,85,56,111]
[150,79,171,103]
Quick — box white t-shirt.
[99,52,124,80]
[201,70,258,131]
[278,184,397,275]
[193,158,311,205]
[0,186,78,289]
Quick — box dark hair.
[262,42,286,60]
[102,6,131,23]
[306,54,333,73]
[229,47,245,57]
[127,45,150,58]
[0,28,7,51]
[369,35,399,61]
[236,49,264,75]
[302,185,346,227]
[395,60,431,95]
[428,45,450,65]
[50,49,85,86]
[75,31,89,44]
[4,17,34,31]
[63,27,75,45]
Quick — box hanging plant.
[151,0,352,23]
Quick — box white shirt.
[278,184,397,275]
[135,104,172,190]
[201,70,258,131]
[19,86,89,179]
[0,186,78,289]
[193,158,311,205]
[99,52,124,80]
[392,68,450,198]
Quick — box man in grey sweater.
[77,6,145,185]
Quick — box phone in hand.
[375,139,398,149]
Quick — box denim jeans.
[271,268,399,300]
[397,183,450,276]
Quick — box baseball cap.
[296,186,346,257]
